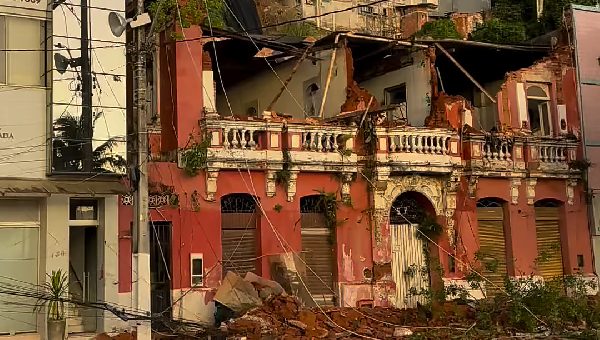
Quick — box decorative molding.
[121,193,178,208]
[340,172,354,201]
[122,194,133,206]
[205,169,219,202]
[286,170,299,202]
[378,175,444,218]
[265,170,277,198]
[567,178,578,205]
[526,178,537,205]
[447,170,462,192]
[445,193,457,248]
[510,178,521,205]
[467,176,479,198]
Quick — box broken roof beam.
[434,42,496,104]
[266,43,315,112]
[204,27,321,62]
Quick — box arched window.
[299,195,335,306]
[476,198,507,295]
[220,194,258,278]
[527,84,552,136]
[534,199,563,279]
[390,194,427,225]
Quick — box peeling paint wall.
[216,48,348,119]
[358,50,431,126]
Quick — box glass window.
[0,16,6,84]
[191,254,203,286]
[69,199,98,221]
[526,85,552,136]
[5,16,44,86]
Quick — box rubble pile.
[224,295,478,339]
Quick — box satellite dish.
[109,12,128,37]
[54,53,70,74]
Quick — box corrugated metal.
[477,207,507,295]
[221,212,257,277]
[391,224,428,309]
[301,212,335,305]
[222,229,256,276]
[535,207,563,279]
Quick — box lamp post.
[109,6,151,340]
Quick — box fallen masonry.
[183,273,600,340]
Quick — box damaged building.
[116,23,596,325]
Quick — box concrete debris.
[393,327,414,336]
[220,294,478,339]
[214,271,262,314]
[244,272,286,300]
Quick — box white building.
[0,0,127,338]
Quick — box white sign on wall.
[0,0,49,18]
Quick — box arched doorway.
[221,194,259,278]
[534,199,563,279]
[389,192,434,309]
[476,198,508,295]
[300,195,335,306]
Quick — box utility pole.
[132,0,150,338]
[80,0,93,172]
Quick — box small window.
[577,255,584,268]
[1,15,45,86]
[448,255,456,273]
[359,6,374,14]
[303,77,322,117]
[191,254,203,286]
[384,84,407,121]
[69,199,98,221]
[527,85,552,136]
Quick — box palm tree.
[52,111,126,173]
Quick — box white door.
[391,224,428,309]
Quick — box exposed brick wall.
[451,13,483,39]
[401,11,429,39]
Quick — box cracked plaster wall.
[215,48,348,120]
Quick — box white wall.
[217,48,348,120]
[359,50,431,127]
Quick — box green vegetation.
[470,0,598,44]
[181,136,210,177]
[147,0,225,36]
[415,19,463,40]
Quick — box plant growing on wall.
[276,148,294,188]
[148,0,225,35]
[181,136,211,177]
[569,159,592,172]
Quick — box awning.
[0,179,128,196]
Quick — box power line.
[260,0,393,29]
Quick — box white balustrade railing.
[482,141,512,162]
[539,144,567,163]
[222,126,263,150]
[387,132,451,155]
[302,131,345,153]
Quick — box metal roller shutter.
[221,212,257,277]
[301,213,335,306]
[477,207,508,296]
[391,224,428,309]
[535,207,563,279]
